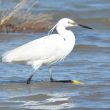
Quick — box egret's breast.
[61,34,75,57]
[41,33,75,66]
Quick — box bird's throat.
[56,26,68,40]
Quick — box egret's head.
[57,18,77,28]
[57,18,92,29]
[48,18,92,35]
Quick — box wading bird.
[2,18,92,84]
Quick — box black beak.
[78,24,92,29]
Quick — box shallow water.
[0,0,110,109]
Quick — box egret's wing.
[2,34,63,63]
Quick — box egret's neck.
[56,25,67,37]
[56,25,74,40]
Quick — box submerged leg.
[27,70,36,84]
[27,62,42,84]
[49,66,54,82]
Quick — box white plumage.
[2,18,75,68]
[2,18,77,84]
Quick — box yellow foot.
[71,80,81,85]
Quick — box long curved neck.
[56,25,75,47]
[56,25,75,41]
[56,25,68,39]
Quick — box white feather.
[2,18,75,70]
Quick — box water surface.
[0,0,110,109]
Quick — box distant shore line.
[0,13,53,33]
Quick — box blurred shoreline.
[0,13,53,33]
[0,0,110,33]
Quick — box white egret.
[2,18,92,84]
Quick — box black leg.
[50,77,54,82]
[27,74,33,84]
[49,66,54,82]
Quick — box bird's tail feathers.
[2,50,15,63]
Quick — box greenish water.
[0,0,110,109]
